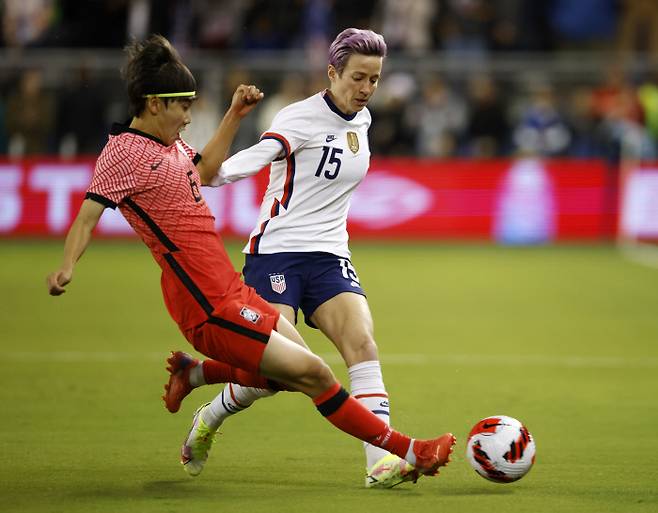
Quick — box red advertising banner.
[0,157,616,241]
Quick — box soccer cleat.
[412,433,457,476]
[163,351,199,413]
[365,454,419,489]
[180,402,217,477]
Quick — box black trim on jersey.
[163,253,214,315]
[123,197,179,252]
[207,316,270,344]
[85,192,117,210]
[322,92,357,121]
[163,252,270,344]
[316,386,350,417]
[192,153,202,165]
[110,122,167,146]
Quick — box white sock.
[189,363,205,387]
[348,360,391,468]
[404,440,417,466]
[201,383,277,430]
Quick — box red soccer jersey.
[86,123,245,331]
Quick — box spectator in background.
[437,0,492,55]
[597,81,650,162]
[191,0,246,49]
[588,63,647,161]
[590,64,642,124]
[413,74,467,157]
[56,64,108,156]
[299,0,333,62]
[2,0,55,47]
[6,69,56,156]
[488,0,523,51]
[512,81,571,157]
[368,72,416,155]
[239,0,301,50]
[375,0,437,53]
[464,74,508,157]
[565,87,603,158]
[618,0,658,59]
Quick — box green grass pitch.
[1,241,657,513]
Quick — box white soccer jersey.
[213,91,371,258]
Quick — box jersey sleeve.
[209,139,282,187]
[85,142,136,209]
[260,102,313,157]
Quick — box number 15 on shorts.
[339,258,360,287]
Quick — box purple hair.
[328,28,387,75]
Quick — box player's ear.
[328,64,337,83]
[146,96,161,115]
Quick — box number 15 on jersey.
[315,146,343,180]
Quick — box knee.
[341,330,378,365]
[301,354,335,388]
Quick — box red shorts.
[182,284,280,373]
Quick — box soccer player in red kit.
[45,34,455,480]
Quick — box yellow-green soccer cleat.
[365,454,420,489]
[180,402,217,477]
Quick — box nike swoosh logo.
[482,423,500,429]
[151,159,162,170]
[326,135,336,142]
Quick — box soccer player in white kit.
[165,28,424,488]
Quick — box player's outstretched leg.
[311,381,457,477]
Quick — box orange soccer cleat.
[412,433,457,476]
[163,351,199,413]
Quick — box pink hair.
[328,28,387,74]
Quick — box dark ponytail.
[122,34,196,117]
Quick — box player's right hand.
[230,84,264,118]
[47,269,72,296]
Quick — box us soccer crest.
[269,274,286,294]
[346,131,359,153]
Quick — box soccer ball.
[466,415,536,483]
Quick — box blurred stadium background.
[1,0,657,247]
[2,2,658,513]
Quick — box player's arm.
[46,199,105,296]
[208,138,284,186]
[196,84,264,186]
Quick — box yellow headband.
[142,91,196,98]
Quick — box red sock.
[201,359,284,390]
[313,383,412,459]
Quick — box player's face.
[157,98,193,145]
[328,54,383,114]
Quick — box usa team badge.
[240,306,261,324]
[347,131,359,153]
[269,274,286,294]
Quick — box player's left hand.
[46,268,72,296]
[231,84,264,117]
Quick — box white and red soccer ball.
[466,415,536,483]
